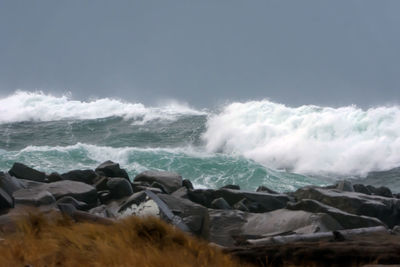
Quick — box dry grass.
[0,212,248,267]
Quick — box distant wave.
[203,100,400,177]
[0,91,206,124]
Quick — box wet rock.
[47,172,63,183]
[134,171,182,194]
[56,196,89,211]
[98,190,112,204]
[256,185,278,194]
[13,189,55,206]
[293,187,400,228]
[220,185,240,190]
[287,199,384,229]
[61,170,98,185]
[208,209,342,247]
[211,197,231,210]
[9,163,46,183]
[93,176,109,191]
[106,178,133,199]
[366,185,393,198]
[353,184,371,195]
[0,188,14,211]
[233,199,249,212]
[0,172,24,195]
[182,179,194,190]
[95,161,129,180]
[336,180,354,192]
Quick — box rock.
[336,180,354,192]
[293,187,400,228]
[150,181,169,193]
[392,225,400,235]
[8,162,46,182]
[43,181,98,207]
[158,194,209,239]
[211,197,231,210]
[256,185,278,194]
[61,170,97,185]
[133,186,163,194]
[95,161,130,180]
[171,187,189,199]
[208,209,342,247]
[56,196,88,211]
[134,171,182,194]
[47,172,63,183]
[188,188,290,213]
[0,188,14,211]
[0,172,24,195]
[117,191,148,213]
[232,199,249,212]
[220,185,240,190]
[106,178,133,199]
[287,199,384,229]
[366,185,393,198]
[98,190,112,204]
[13,189,55,206]
[93,176,109,191]
[353,184,371,195]
[182,179,194,190]
[89,205,114,218]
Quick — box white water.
[0,91,205,124]
[203,100,400,177]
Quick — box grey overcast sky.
[0,0,399,108]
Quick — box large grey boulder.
[208,209,342,247]
[8,163,46,182]
[0,172,25,195]
[43,181,97,207]
[13,189,56,206]
[188,188,290,213]
[134,171,182,194]
[287,199,384,229]
[106,178,133,199]
[293,187,400,228]
[95,161,130,180]
[61,169,98,185]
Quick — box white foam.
[0,90,206,124]
[203,100,400,177]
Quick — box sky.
[0,0,399,108]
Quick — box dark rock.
[98,190,112,204]
[233,199,250,212]
[188,188,290,213]
[150,181,168,193]
[9,162,46,182]
[287,199,384,229]
[0,188,14,211]
[366,185,393,198]
[47,172,63,183]
[61,169,97,185]
[221,185,240,190]
[211,197,231,210]
[56,196,89,211]
[133,186,163,194]
[336,180,354,192]
[0,172,24,195]
[13,189,55,206]
[117,191,147,213]
[353,184,371,195]
[171,187,189,199]
[89,205,114,218]
[134,171,182,194]
[106,178,133,199]
[93,176,109,191]
[158,194,209,239]
[293,187,400,228]
[182,179,194,190]
[208,209,342,247]
[256,185,278,194]
[95,160,130,180]
[57,203,77,217]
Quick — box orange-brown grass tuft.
[0,211,249,267]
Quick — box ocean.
[1,91,400,192]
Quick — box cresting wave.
[0,91,206,124]
[203,100,400,177]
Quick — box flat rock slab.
[134,171,182,194]
[13,189,55,206]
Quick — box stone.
[61,169,98,185]
[336,180,354,192]
[117,191,148,213]
[134,171,182,194]
[0,188,14,211]
[287,199,384,229]
[0,172,24,195]
[98,190,112,204]
[171,187,189,199]
[233,199,249,212]
[188,188,290,213]
[293,187,400,228]
[158,194,209,239]
[47,172,63,183]
[93,176,109,191]
[13,189,55,206]
[208,209,342,247]
[95,160,130,180]
[211,197,231,210]
[353,184,371,195]
[8,162,46,182]
[256,185,278,194]
[56,196,89,211]
[89,205,114,218]
[182,179,194,190]
[106,178,133,199]
[220,185,240,190]
[366,185,393,198]
[43,181,98,207]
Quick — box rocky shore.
[1,161,400,266]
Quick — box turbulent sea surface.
[1,91,400,192]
